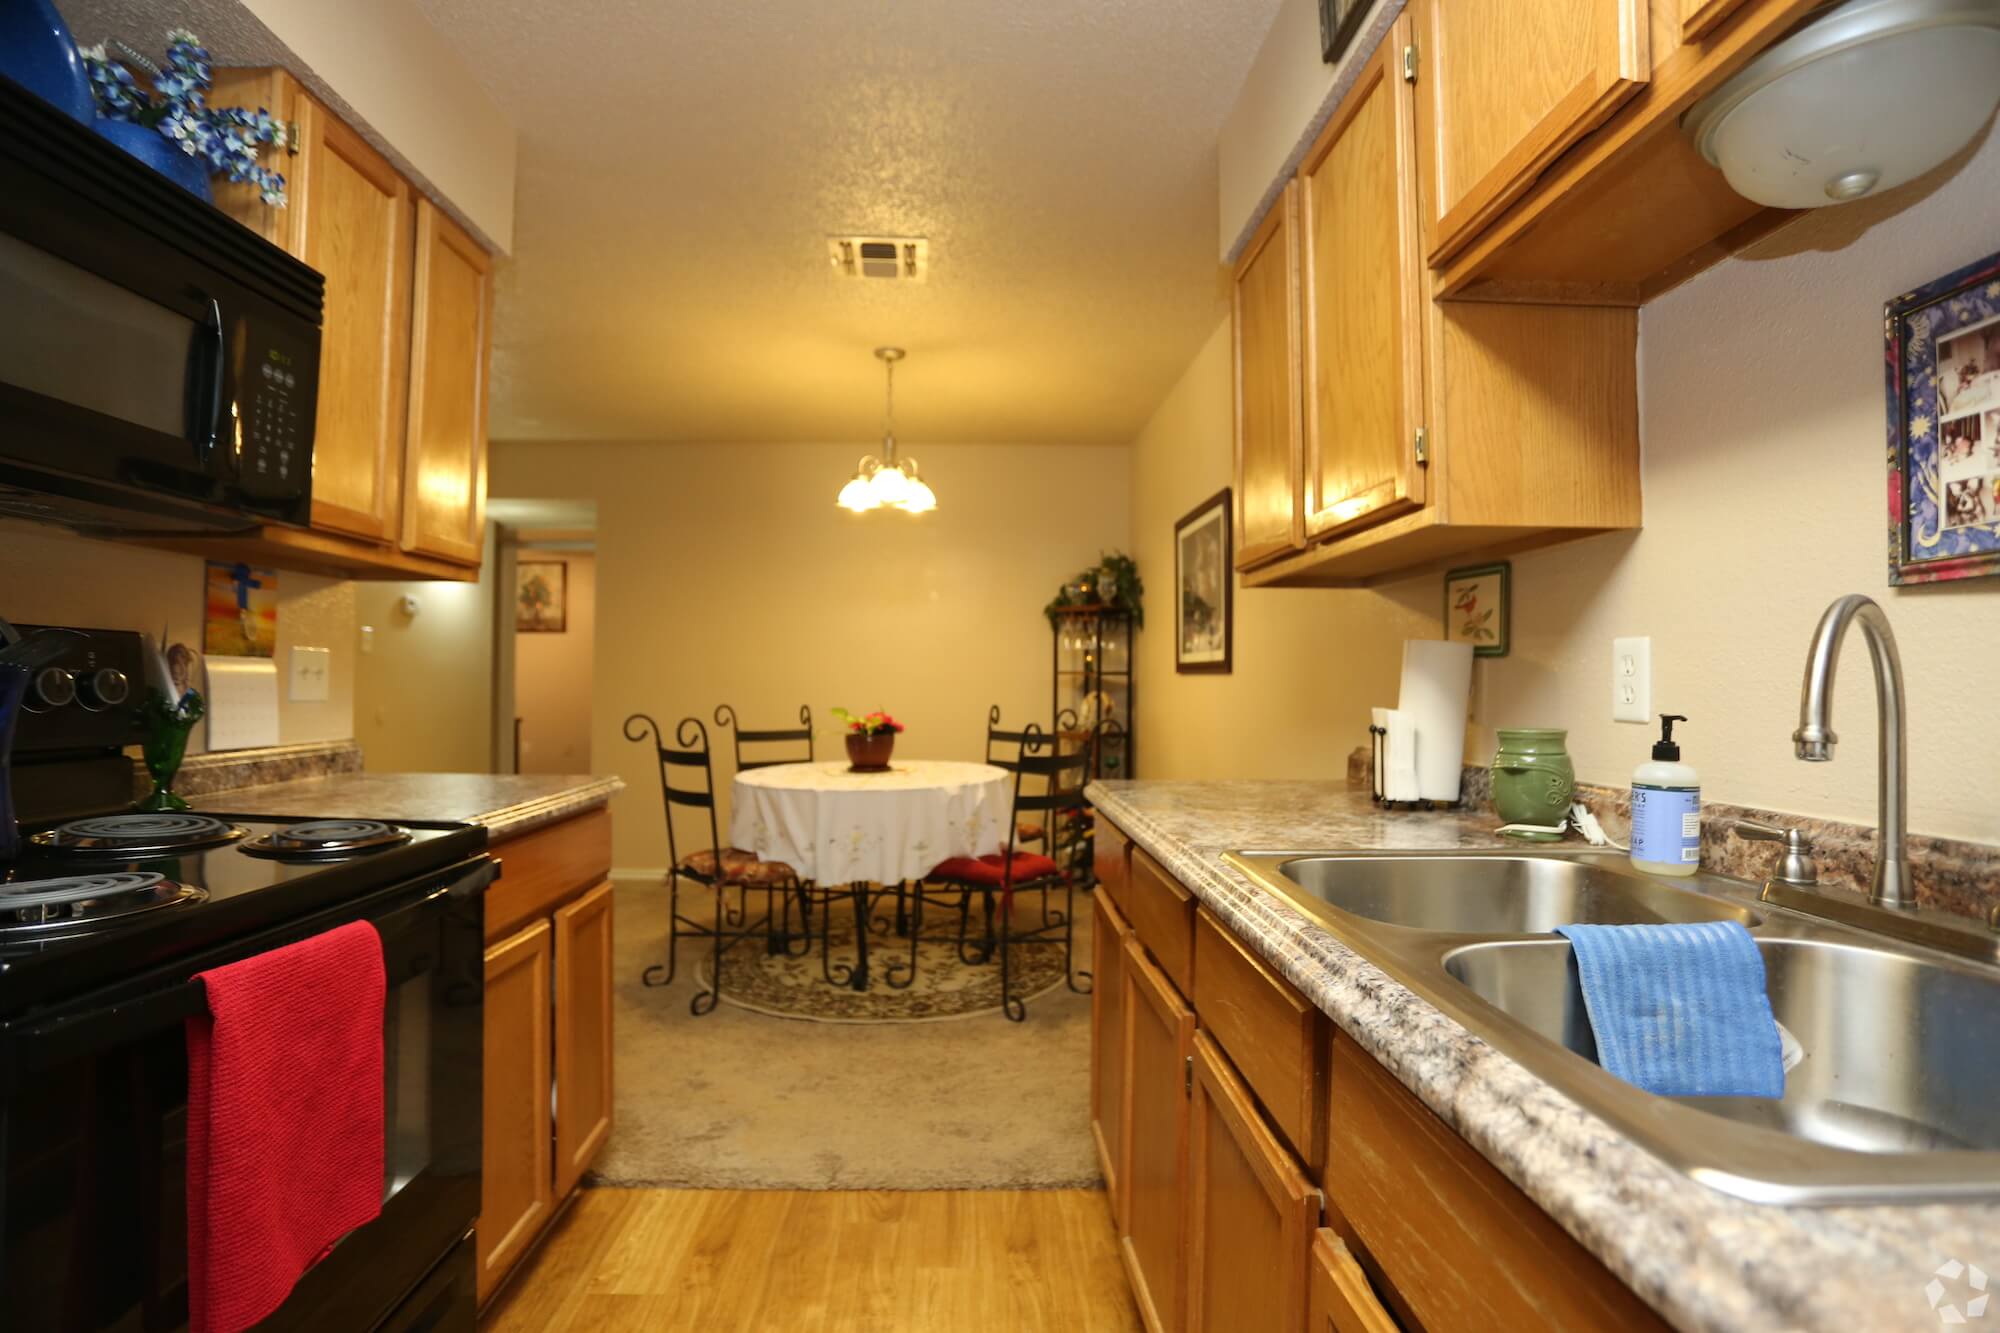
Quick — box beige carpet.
[588,879,1101,1190]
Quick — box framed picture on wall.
[1317,0,1368,64]
[1444,561,1510,658]
[1887,245,2000,585]
[1175,488,1233,674]
[516,561,567,632]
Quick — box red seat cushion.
[928,852,1063,887]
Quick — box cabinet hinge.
[1184,1054,1193,1095]
[1402,42,1419,84]
[1414,427,1430,466]
[285,121,301,156]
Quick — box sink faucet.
[1793,594,1911,910]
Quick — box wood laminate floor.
[480,1187,1143,1333]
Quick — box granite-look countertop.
[194,772,623,842]
[1084,778,1999,1333]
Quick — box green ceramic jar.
[1491,728,1575,840]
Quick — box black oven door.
[0,858,487,1333]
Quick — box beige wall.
[1131,324,1436,780]
[493,440,1132,871]
[1138,124,2000,846]
[241,0,517,251]
[352,526,497,772]
[515,551,595,774]
[0,522,355,746]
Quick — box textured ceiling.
[413,0,1281,445]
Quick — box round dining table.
[729,759,1013,989]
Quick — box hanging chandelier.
[837,347,937,514]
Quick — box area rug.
[697,909,1070,1023]
[589,878,1101,1190]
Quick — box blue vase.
[92,118,214,202]
[0,664,26,862]
[0,0,94,123]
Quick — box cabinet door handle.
[1184,1053,1193,1095]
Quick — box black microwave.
[0,74,322,533]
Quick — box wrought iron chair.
[714,702,817,953]
[715,702,814,771]
[926,724,1093,1020]
[624,713,800,1015]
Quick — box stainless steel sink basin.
[1273,854,1760,934]
[1445,936,2000,1156]
[1225,847,2000,1204]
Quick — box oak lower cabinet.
[1186,1032,1317,1333]
[477,920,553,1303]
[1120,934,1195,1333]
[1091,888,1133,1227]
[477,809,616,1306]
[1307,1231,1399,1333]
[553,880,615,1199]
[1094,812,1672,1333]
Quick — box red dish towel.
[185,920,386,1333]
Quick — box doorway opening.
[490,499,596,775]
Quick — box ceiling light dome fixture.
[1683,0,2000,210]
[837,347,937,515]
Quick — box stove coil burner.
[0,871,207,933]
[32,813,248,855]
[238,819,413,860]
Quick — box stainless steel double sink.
[1223,848,2000,1205]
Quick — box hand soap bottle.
[1630,713,1699,877]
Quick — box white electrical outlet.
[289,645,331,702]
[1611,636,1651,723]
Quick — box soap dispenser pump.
[1630,713,1700,877]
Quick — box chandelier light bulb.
[835,347,935,514]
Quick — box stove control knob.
[79,667,129,709]
[32,666,76,709]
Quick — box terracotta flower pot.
[845,730,896,771]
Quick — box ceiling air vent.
[828,236,928,282]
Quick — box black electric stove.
[0,615,491,1333]
[0,809,485,1015]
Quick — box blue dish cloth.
[1552,921,1785,1099]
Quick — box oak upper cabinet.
[553,880,615,1200]
[1232,182,1304,571]
[402,200,491,565]
[1298,35,1425,543]
[1121,935,1195,1333]
[1306,1231,1399,1333]
[477,919,553,1305]
[205,71,415,542]
[1680,0,1753,39]
[1410,0,1651,264]
[294,100,414,542]
[1091,888,1133,1228]
[1186,1032,1317,1333]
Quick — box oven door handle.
[2,859,490,1080]
[8,976,211,1074]
[185,294,225,469]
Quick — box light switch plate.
[289,645,331,702]
[1612,636,1651,723]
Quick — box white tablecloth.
[730,760,1012,885]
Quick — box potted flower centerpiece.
[833,708,903,772]
[79,30,289,205]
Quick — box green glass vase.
[1491,728,1575,840]
[138,690,203,812]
